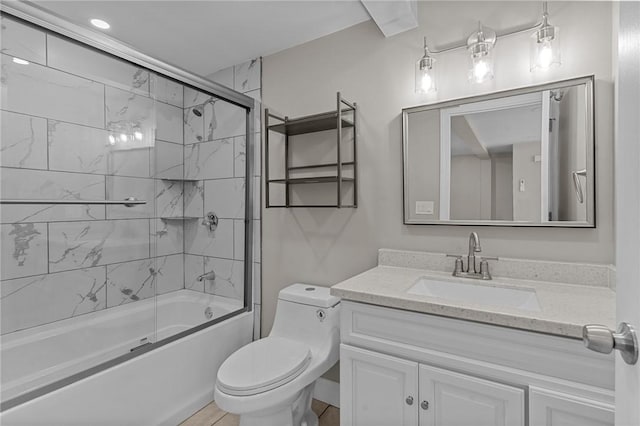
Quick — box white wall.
[261,1,614,353]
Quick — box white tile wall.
[0,168,105,223]
[152,218,183,257]
[203,257,244,300]
[1,16,47,65]
[151,74,183,107]
[184,254,205,292]
[1,111,47,169]
[106,258,156,307]
[156,254,184,295]
[48,219,150,273]
[184,218,234,259]
[204,178,245,219]
[48,121,110,174]
[47,35,150,95]
[184,138,235,180]
[0,223,48,280]
[154,141,184,179]
[1,53,105,128]
[0,267,107,334]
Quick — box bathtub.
[0,289,253,425]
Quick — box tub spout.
[197,271,216,282]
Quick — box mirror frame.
[402,75,595,227]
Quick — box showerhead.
[192,105,204,117]
[192,98,218,117]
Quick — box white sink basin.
[407,277,541,312]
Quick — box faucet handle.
[479,259,492,280]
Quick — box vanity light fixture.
[530,2,561,71]
[415,37,437,94]
[12,57,29,65]
[90,18,110,30]
[413,2,563,92]
[467,22,496,83]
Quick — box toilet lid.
[217,336,312,396]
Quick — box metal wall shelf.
[265,92,358,208]
[268,176,355,185]
[268,112,354,136]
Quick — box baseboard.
[313,378,340,408]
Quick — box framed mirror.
[402,76,595,227]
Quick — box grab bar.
[0,197,146,207]
[572,169,587,204]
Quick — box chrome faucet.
[467,232,481,273]
[447,232,496,280]
[197,271,216,282]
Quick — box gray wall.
[262,1,614,379]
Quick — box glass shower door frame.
[0,1,255,411]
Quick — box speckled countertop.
[331,250,616,339]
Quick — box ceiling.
[30,0,372,78]
[452,104,543,157]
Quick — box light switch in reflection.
[416,201,434,215]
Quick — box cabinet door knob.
[421,400,430,410]
[405,396,414,405]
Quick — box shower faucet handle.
[203,211,218,232]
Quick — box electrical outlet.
[416,201,434,215]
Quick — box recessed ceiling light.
[12,57,29,65]
[90,18,110,30]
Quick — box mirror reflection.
[402,76,594,227]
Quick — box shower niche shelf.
[265,92,357,208]
[160,178,199,183]
[160,216,200,221]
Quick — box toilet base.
[238,383,317,426]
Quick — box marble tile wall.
[0,16,261,336]
[208,58,262,340]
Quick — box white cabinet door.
[529,387,614,426]
[418,364,525,426]
[340,344,419,426]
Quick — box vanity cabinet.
[342,345,524,426]
[339,301,614,426]
[341,345,418,426]
[529,387,614,426]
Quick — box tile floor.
[180,399,339,426]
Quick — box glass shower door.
[0,15,158,405]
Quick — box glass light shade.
[468,46,494,83]
[530,26,561,71]
[415,57,436,94]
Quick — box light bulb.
[108,135,116,145]
[134,131,143,141]
[538,43,553,69]
[473,60,490,82]
[119,133,128,142]
[421,73,433,92]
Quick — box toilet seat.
[217,336,312,396]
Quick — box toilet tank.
[269,284,341,347]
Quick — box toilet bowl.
[214,284,341,426]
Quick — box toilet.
[214,284,341,426]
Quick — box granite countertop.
[330,265,616,339]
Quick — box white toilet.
[214,284,341,426]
